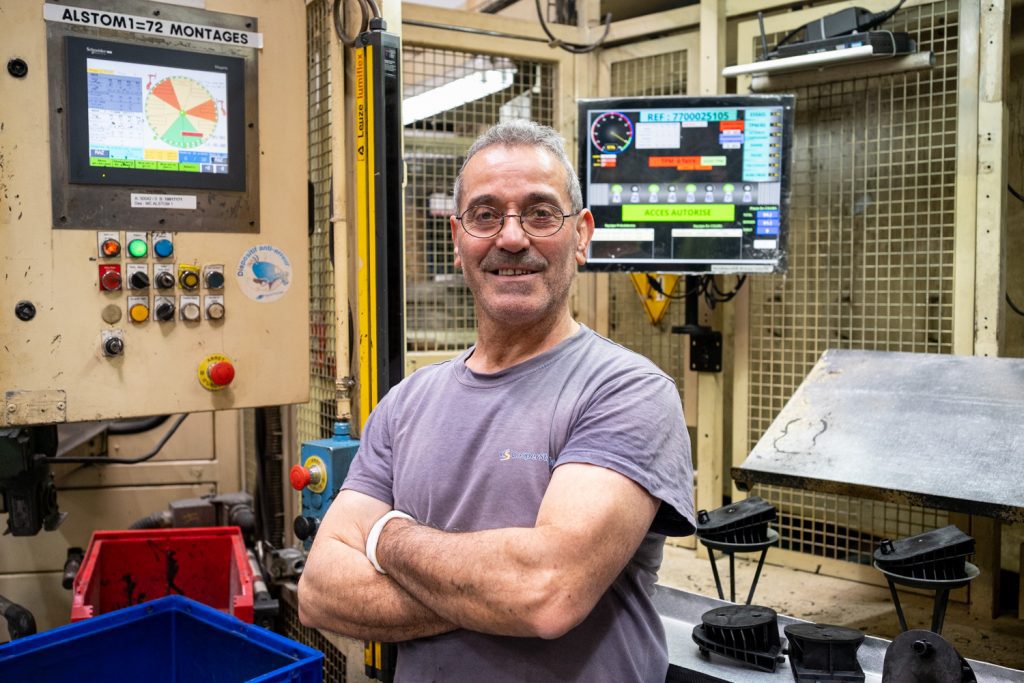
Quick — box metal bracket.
[4,390,67,426]
[689,329,722,373]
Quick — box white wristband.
[365,510,414,574]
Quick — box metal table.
[733,349,1024,521]
[732,349,1024,619]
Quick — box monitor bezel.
[577,94,795,275]
[65,35,246,192]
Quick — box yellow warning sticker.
[629,273,680,324]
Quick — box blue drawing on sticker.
[251,259,290,290]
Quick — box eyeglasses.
[456,203,581,238]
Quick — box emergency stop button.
[291,457,327,493]
[198,354,235,391]
[290,465,312,490]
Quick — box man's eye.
[472,208,499,222]
[527,206,557,219]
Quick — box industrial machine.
[290,422,360,546]
[1,0,308,634]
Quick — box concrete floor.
[658,544,1024,673]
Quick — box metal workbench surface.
[653,584,1024,681]
[731,350,1024,523]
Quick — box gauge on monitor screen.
[590,112,634,154]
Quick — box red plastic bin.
[71,526,254,623]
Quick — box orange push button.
[129,302,149,322]
[101,238,121,258]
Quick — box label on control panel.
[236,244,292,303]
[130,194,197,210]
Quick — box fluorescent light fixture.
[722,45,878,77]
[403,67,516,125]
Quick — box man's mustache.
[478,252,548,272]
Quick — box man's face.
[450,144,594,330]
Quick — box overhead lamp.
[403,64,516,125]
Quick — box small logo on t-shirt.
[499,448,551,464]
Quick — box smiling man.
[298,120,695,681]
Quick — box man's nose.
[495,215,531,251]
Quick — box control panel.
[0,0,309,424]
[290,423,360,548]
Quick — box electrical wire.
[333,0,369,47]
[532,0,611,54]
[1007,293,1024,317]
[646,273,704,300]
[44,414,189,465]
[107,414,170,435]
[1007,184,1024,317]
[861,0,907,31]
[644,273,748,307]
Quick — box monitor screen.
[65,36,246,191]
[578,95,794,274]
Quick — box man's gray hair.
[453,120,583,214]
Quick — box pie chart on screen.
[146,76,219,148]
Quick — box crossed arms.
[297,462,658,642]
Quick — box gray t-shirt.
[342,324,695,682]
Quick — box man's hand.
[297,490,455,642]
[374,462,659,639]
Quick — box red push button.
[99,265,122,291]
[290,465,312,491]
[208,361,235,387]
[198,354,234,391]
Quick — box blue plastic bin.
[0,595,323,683]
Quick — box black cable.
[1008,293,1024,317]
[44,414,189,465]
[532,0,611,55]
[1007,185,1024,317]
[107,414,170,435]
[862,0,907,31]
[646,273,705,300]
[771,23,806,52]
[333,0,368,47]
[707,274,747,303]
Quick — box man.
[299,120,694,681]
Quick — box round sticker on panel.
[236,244,292,302]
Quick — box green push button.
[128,239,148,258]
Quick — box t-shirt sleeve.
[339,392,396,507]
[555,371,696,536]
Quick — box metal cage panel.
[745,0,960,565]
[403,46,556,352]
[299,0,339,443]
[605,49,690,405]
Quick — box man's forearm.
[376,520,585,639]
[298,536,456,642]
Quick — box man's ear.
[575,209,595,266]
[450,215,462,268]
